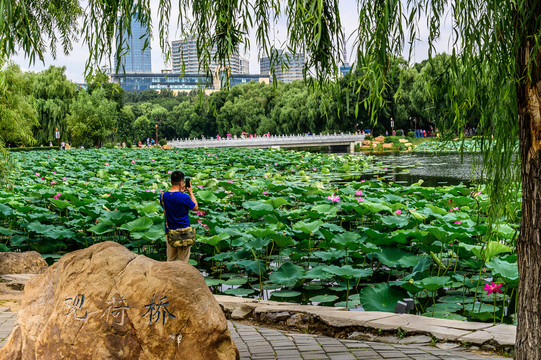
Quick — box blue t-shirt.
[160,191,196,232]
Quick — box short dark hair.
[171,171,185,185]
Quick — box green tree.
[31,66,77,145]
[133,115,152,142]
[66,89,117,147]
[117,106,136,144]
[0,61,37,146]
[0,61,37,185]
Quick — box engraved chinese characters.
[0,242,239,360]
[102,295,130,326]
[63,293,177,327]
[143,294,176,326]
[64,294,88,321]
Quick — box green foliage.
[0,147,520,324]
[66,89,117,147]
[0,61,38,146]
[31,66,76,145]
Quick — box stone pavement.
[0,311,16,349]
[217,295,516,351]
[229,322,507,360]
[0,311,507,359]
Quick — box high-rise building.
[260,50,304,83]
[171,36,247,74]
[114,16,152,73]
[239,57,250,74]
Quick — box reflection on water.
[357,152,483,187]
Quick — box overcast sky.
[9,0,454,83]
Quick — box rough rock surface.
[0,251,48,275]
[0,241,239,360]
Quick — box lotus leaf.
[224,288,255,296]
[269,262,305,287]
[487,258,518,286]
[359,283,407,312]
[271,290,301,298]
[119,217,154,232]
[420,276,451,292]
[309,295,338,303]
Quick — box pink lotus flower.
[356,197,365,202]
[62,177,67,181]
[84,182,88,185]
[151,189,156,193]
[35,173,40,177]
[53,171,57,174]
[449,207,459,212]
[50,181,57,185]
[197,185,204,189]
[227,180,234,183]
[384,168,388,171]
[198,220,210,231]
[361,180,366,183]
[355,190,363,196]
[167,171,172,174]
[483,282,503,295]
[296,164,300,167]
[40,177,45,180]
[151,159,156,162]
[131,160,135,164]
[263,191,270,195]
[327,195,340,203]
[145,189,150,192]
[195,210,207,216]
[275,163,278,166]
[104,163,109,166]
[313,168,317,171]
[454,221,461,225]
[396,210,402,215]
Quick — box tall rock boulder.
[0,241,239,360]
[0,251,48,275]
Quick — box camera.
[185,178,191,188]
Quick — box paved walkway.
[229,322,507,360]
[1,312,506,359]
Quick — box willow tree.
[2,0,541,357]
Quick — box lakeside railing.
[168,133,366,149]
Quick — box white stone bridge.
[169,133,366,153]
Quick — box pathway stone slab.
[458,331,494,345]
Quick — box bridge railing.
[168,133,365,148]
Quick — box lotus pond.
[0,148,520,324]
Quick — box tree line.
[2,53,480,148]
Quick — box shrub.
[408,131,415,138]
[384,136,401,144]
[159,139,167,146]
[8,146,60,152]
[365,135,374,141]
[103,143,115,149]
[396,129,404,136]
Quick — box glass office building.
[171,36,248,74]
[114,16,152,73]
[260,50,305,83]
[110,73,269,92]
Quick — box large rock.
[0,251,48,275]
[0,242,239,360]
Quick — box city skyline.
[9,0,454,83]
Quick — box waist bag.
[161,193,196,248]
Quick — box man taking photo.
[159,171,199,262]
